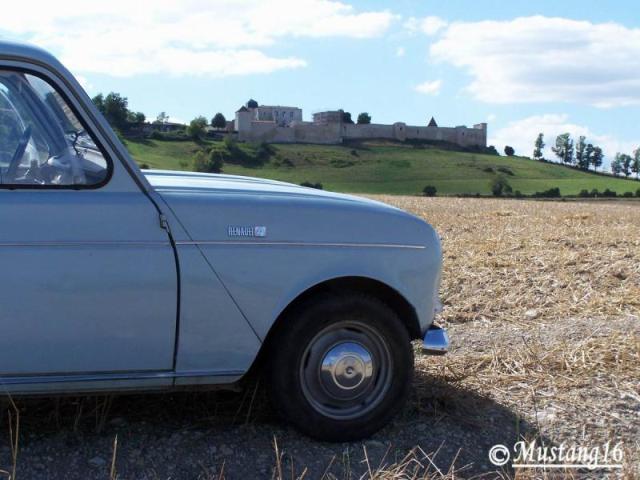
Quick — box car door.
[0,68,177,377]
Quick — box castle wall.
[292,123,341,144]
[341,123,395,140]
[402,125,486,147]
[235,109,487,147]
[236,121,341,144]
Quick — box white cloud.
[415,79,442,95]
[2,0,395,77]
[489,114,637,164]
[430,16,640,108]
[404,16,448,36]
[396,47,406,57]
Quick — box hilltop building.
[313,110,343,125]
[235,103,487,148]
[243,104,302,126]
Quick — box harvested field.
[1,197,639,479]
[384,196,640,478]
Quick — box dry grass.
[374,196,640,478]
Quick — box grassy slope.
[124,138,640,196]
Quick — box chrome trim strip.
[0,369,245,386]
[175,240,425,249]
[0,241,171,247]
[174,369,245,378]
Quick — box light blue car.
[0,41,447,441]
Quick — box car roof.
[0,40,66,71]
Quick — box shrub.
[602,188,617,198]
[483,167,495,173]
[330,159,356,168]
[255,142,275,161]
[636,188,640,198]
[193,149,224,173]
[485,145,500,156]
[533,187,561,198]
[350,149,359,157]
[504,145,515,156]
[187,116,208,140]
[578,189,591,198]
[514,190,524,198]
[139,163,150,170]
[223,136,253,165]
[147,129,189,141]
[422,185,437,197]
[300,181,323,190]
[590,188,600,197]
[193,151,208,172]
[223,135,238,151]
[622,191,634,198]
[490,175,512,197]
[208,150,224,173]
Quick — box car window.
[0,70,109,187]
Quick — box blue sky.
[1,0,638,161]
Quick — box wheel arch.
[251,276,420,374]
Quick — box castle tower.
[473,122,488,147]
[235,106,253,140]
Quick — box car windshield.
[0,70,108,186]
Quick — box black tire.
[267,293,413,441]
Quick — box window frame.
[0,67,113,191]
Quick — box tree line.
[92,92,146,132]
[531,132,640,178]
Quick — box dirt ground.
[1,197,638,479]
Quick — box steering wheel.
[5,125,32,182]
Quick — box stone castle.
[234,103,487,148]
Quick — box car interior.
[0,71,108,186]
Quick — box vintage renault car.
[0,41,447,441]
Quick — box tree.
[357,112,371,124]
[575,135,588,170]
[101,92,130,131]
[490,175,512,197]
[155,112,169,124]
[340,110,354,124]
[211,113,227,129]
[591,146,603,171]
[504,145,515,156]
[551,133,574,165]
[92,93,105,113]
[585,143,594,170]
[619,153,633,177]
[187,116,208,140]
[128,111,146,124]
[611,154,623,176]
[632,147,640,179]
[422,185,437,197]
[533,133,545,160]
[246,99,258,108]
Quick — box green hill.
[124,138,640,196]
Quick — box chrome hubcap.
[320,342,373,398]
[300,321,392,420]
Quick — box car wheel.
[267,293,413,441]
